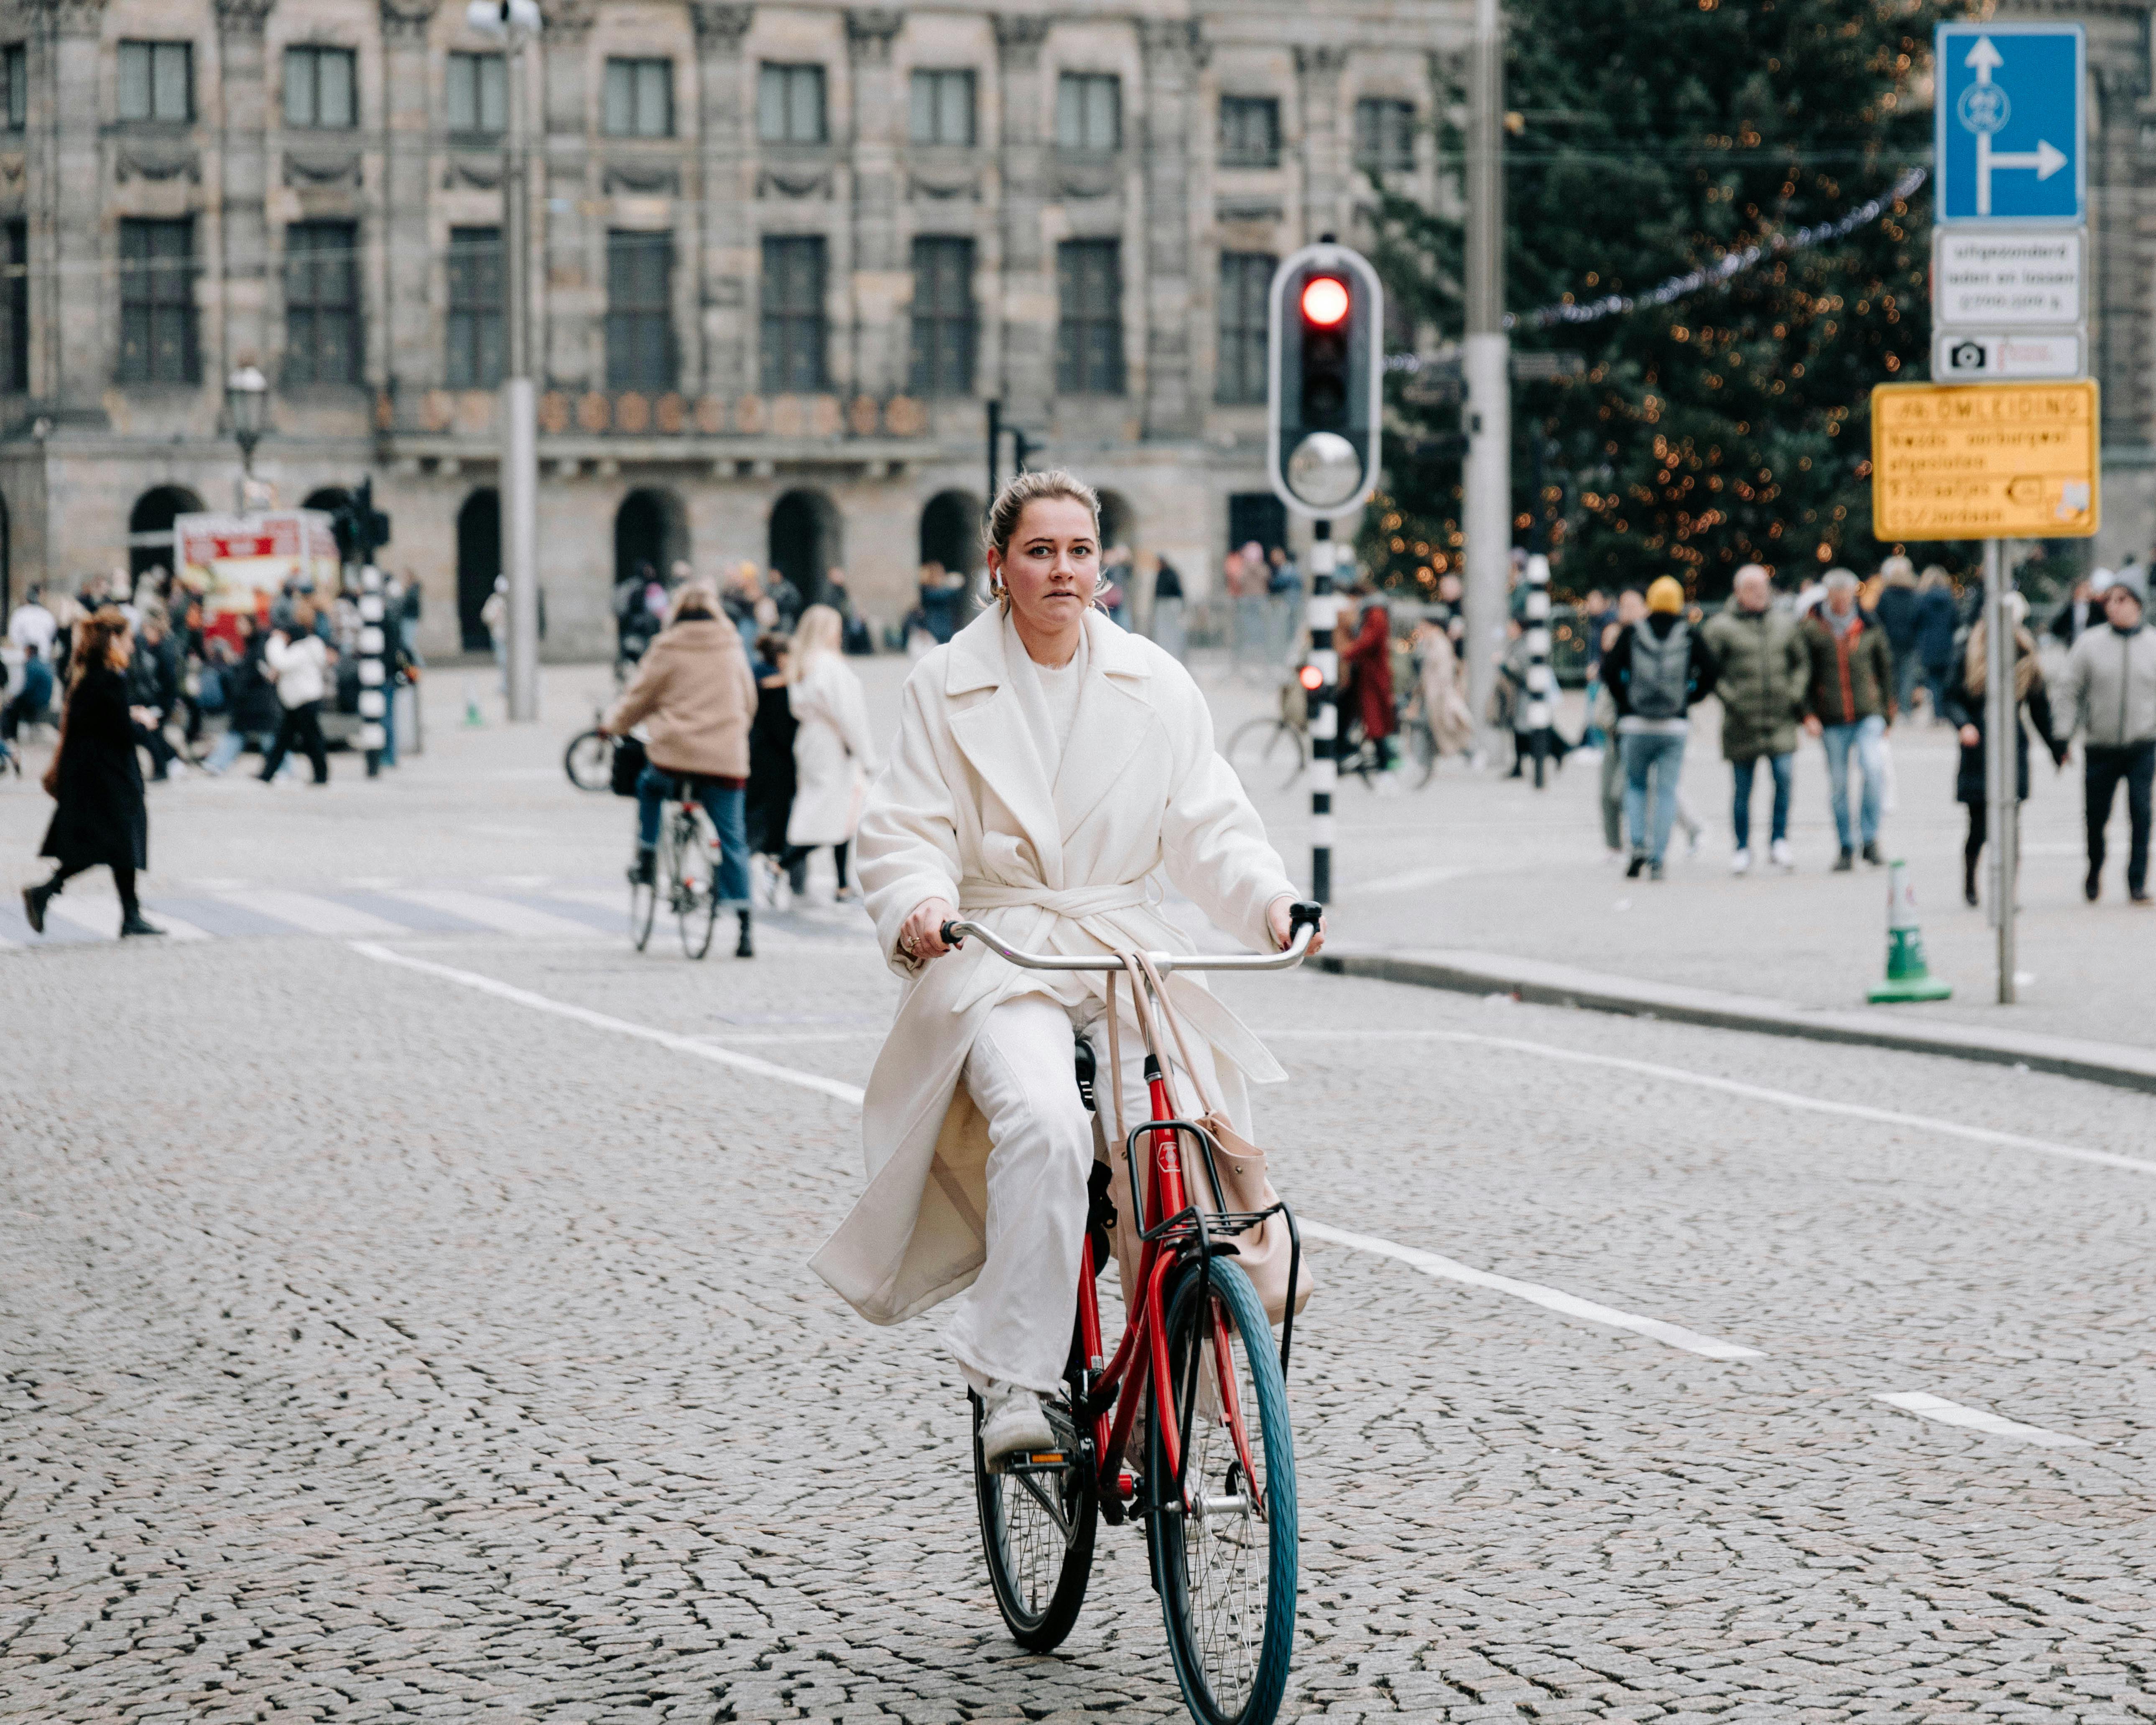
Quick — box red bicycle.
[938,906,1320,1725]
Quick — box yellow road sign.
[1870,378,2099,540]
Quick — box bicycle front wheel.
[1147,1259,1297,1725]
[673,811,719,960]
[973,1387,1098,1652]
[564,729,614,792]
[1225,717,1305,793]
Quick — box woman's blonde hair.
[668,576,721,624]
[69,605,132,691]
[983,470,1101,569]
[788,603,844,681]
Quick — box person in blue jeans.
[1800,569,1898,870]
[601,578,760,956]
[1601,575,1718,879]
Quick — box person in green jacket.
[1801,568,1898,870]
[1702,564,1807,875]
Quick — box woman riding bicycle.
[810,470,1323,1467]
[600,576,759,957]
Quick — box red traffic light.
[1297,663,1324,692]
[1300,277,1350,327]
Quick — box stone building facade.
[0,0,1460,657]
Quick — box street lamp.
[465,0,541,722]
[226,364,270,514]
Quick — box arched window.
[770,488,845,604]
[128,484,207,582]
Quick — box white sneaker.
[978,1384,1054,1472]
[1731,848,1752,875]
[1770,839,1794,871]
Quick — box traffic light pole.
[1308,518,1338,903]
[1461,0,1509,765]
[1983,537,2016,1003]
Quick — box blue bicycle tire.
[1146,1258,1297,1725]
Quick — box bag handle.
[1135,951,1218,1118]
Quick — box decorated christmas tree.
[1364,0,1952,601]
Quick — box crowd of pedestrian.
[1551,552,2156,906]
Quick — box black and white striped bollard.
[1524,551,1552,788]
[1307,518,1338,901]
[357,565,387,777]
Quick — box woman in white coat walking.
[809,471,1324,1466]
[782,603,877,898]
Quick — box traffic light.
[1267,242,1383,516]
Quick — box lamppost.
[466,0,541,722]
[226,363,269,514]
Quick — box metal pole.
[986,399,1000,501]
[501,24,539,723]
[1983,538,2015,1003]
[1308,519,1338,903]
[1460,0,1509,766]
[1523,551,1551,787]
[357,564,387,778]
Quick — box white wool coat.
[810,607,1299,1327]
[786,652,878,846]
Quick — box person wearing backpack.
[1801,567,1896,870]
[1602,574,1717,879]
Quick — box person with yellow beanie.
[1599,574,1718,878]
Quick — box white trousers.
[944,991,1152,1396]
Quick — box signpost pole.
[1982,538,2016,1003]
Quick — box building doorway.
[128,485,207,584]
[1226,492,1287,557]
[1098,490,1135,553]
[457,488,500,651]
[614,488,688,594]
[770,489,843,604]
[917,490,981,580]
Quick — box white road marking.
[387,888,601,940]
[350,942,1758,1361]
[348,943,867,1105]
[1262,1027,2156,1178]
[1875,1390,2090,1449]
[1299,1219,1765,1361]
[33,903,209,942]
[232,890,410,937]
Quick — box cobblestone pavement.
[5,915,2152,1724]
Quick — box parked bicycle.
[941,907,1320,1725]
[630,776,721,958]
[564,703,616,792]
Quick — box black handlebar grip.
[939,920,964,948]
[1288,900,1324,933]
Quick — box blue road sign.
[1935,23,2084,224]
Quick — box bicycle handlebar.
[935,900,1323,973]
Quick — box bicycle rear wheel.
[973,1386,1098,1652]
[564,729,614,792]
[1405,720,1438,788]
[673,810,719,960]
[1225,717,1305,793]
[1147,1259,1296,1725]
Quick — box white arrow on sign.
[1965,36,2069,217]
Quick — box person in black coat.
[1942,593,2068,907]
[22,607,163,938]
[745,632,799,900]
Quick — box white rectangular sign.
[1932,228,2083,325]
[1932,329,2084,380]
